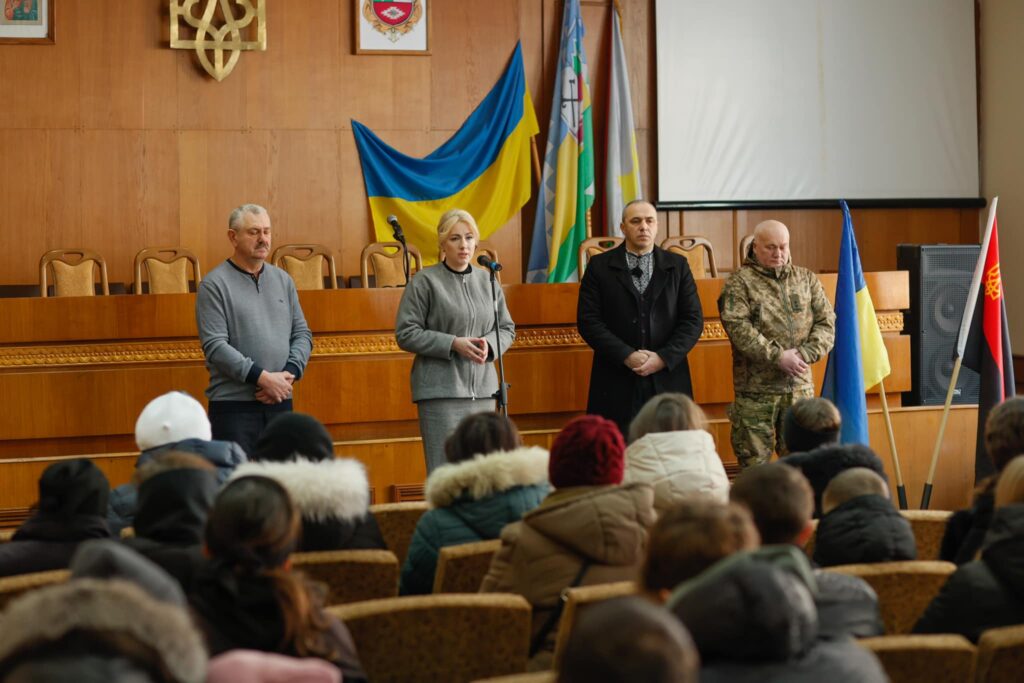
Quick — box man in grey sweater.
[195,204,313,456]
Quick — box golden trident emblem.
[984,262,1002,301]
[170,0,266,82]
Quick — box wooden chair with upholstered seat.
[660,235,719,278]
[472,243,500,275]
[290,549,399,606]
[360,241,422,288]
[472,673,556,683]
[0,529,14,543]
[826,561,956,634]
[327,593,531,683]
[433,539,502,593]
[552,581,639,667]
[271,244,338,290]
[39,249,109,297]
[0,569,71,610]
[369,501,428,566]
[899,510,952,561]
[976,624,1024,682]
[577,236,623,277]
[859,634,976,683]
[133,247,201,294]
[738,234,755,265]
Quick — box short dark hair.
[642,497,759,593]
[132,450,215,487]
[730,463,813,545]
[821,467,889,514]
[986,397,1024,472]
[783,397,841,453]
[444,412,521,464]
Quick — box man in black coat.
[577,200,704,437]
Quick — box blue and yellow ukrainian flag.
[352,43,538,265]
[822,200,891,445]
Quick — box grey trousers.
[417,398,496,474]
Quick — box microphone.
[387,215,406,243]
[477,254,503,272]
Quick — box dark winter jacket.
[915,503,1024,641]
[940,478,996,565]
[814,494,917,567]
[667,547,887,682]
[231,458,386,552]
[814,570,884,639]
[400,446,549,595]
[71,539,188,606]
[783,444,888,518]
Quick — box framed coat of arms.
[355,0,429,55]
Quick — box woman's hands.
[452,336,489,364]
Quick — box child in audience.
[623,393,729,513]
[730,463,883,638]
[782,397,842,454]
[235,412,386,551]
[480,414,656,667]
[188,475,366,681]
[0,458,111,577]
[915,454,1024,641]
[814,467,916,567]
[400,411,548,595]
[942,396,1024,564]
[559,596,699,683]
[782,442,887,517]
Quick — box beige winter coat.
[623,430,729,514]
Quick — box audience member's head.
[133,450,216,487]
[986,397,1024,473]
[822,467,890,515]
[730,463,814,546]
[995,454,1024,508]
[135,391,212,452]
[559,596,699,683]
[251,412,334,463]
[133,452,219,545]
[205,475,300,571]
[36,458,110,521]
[71,539,186,606]
[548,415,625,488]
[642,497,760,596]
[444,411,521,464]
[783,397,841,453]
[628,393,706,444]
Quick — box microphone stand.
[487,265,510,416]
[392,230,410,286]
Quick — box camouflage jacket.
[718,255,835,394]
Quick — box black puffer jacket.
[814,494,917,567]
[940,479,996,565]
[915,503,1024,641]
[668,548,887,682]
[783,444,887,518]
[814,570,884,639]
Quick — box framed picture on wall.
[0,0,54,44]
[355,0,429,55]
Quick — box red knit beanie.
[549,415,625,488]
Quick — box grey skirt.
[417,398,496,474]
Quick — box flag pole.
[921,357,963,509]
[877,379,907,509]
[530,136,541,185]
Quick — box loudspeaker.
[898,244,980,406]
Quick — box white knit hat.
[135,392,212,451]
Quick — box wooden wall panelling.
[681,210,734,272]
[0,454,138,513]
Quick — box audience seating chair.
[433,539,502,593]
[900,510,952,561]
[859,634,976,683]
[826,561,956,634]
[291,549,399,605]
[271,244,338,290]
[660,235,719,278]
[472,673,556,683]
[977,624,1024,683]
[370,501,428,565]
[0,529,13,543]
[39,249,109,297]
[0,569,71,610]
[360,241,422,288]
[552,581,638,667]
[577,236,623,277]
[327,594,531,682]
[803,519,819,559]
[738,234,754,265]
[133,247,201,294]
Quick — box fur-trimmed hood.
[0,578,207,683]
[232,457,370,522]
[425,446,550,508]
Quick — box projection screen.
[655,0,979,206]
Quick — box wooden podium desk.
[0,272,975,520]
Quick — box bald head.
[752,220,790,268]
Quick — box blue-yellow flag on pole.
[606,8,642,237]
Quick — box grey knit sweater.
[395,264,515,402]
[196,260,313,402]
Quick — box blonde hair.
[995,455,1024,508]
[436,209,480,250]
[628,393,707,443]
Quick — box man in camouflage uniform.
[719,220,836,468]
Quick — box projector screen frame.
[654,198,986,212]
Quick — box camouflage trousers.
[729,388,815,468]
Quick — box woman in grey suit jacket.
[395,209,516,473]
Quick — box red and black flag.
[957,197,1015,481]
